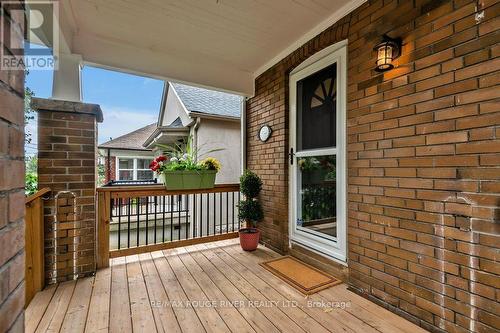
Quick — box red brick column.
[0,2,26,332]
[104,154,116,183]
[33,98,103,283]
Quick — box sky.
[25,63,164,155]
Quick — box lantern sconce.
[374,35,401,72]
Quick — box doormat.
[260,256,342,295]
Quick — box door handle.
[289,147,294,165]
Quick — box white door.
[289,41,347,263]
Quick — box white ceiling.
[59,0,364,95]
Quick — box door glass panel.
[297,63,337,151]
[297,155,337,238]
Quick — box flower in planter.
[149,137,225,190]
[149,155,170,174]
[199,157,221,172]
[150,136,223,175]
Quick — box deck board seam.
[179,245,257,333]
[162,251,211,332]
[218,245,334,333]
[197,245,305,333]
[209,246,324,333]
[187,244,281,333]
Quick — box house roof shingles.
[98,123,157,150]
[100,84,241,151]
[171,83,242,118]
[167,117,185,128]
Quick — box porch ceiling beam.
[71,32,255,97]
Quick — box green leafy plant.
[238,199,263,227]
[25,70,36,145]
[25,173,37,196]
[238,170,263,227]
[25,71,38,195]
[240,170,262,199]
[150,136,223,174]
[25,156,37,195]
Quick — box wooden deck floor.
[26,239,426,333]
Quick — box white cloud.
[98,106,157,144]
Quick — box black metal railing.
[100,184,241,251]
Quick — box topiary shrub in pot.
[238,170,263,251]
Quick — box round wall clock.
[258,125,272,142]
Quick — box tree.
[25,156,37,195]
[25,70,37,195]
[24,70,35,144]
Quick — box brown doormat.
[260,256,342,295]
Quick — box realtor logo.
[1,0,59,70]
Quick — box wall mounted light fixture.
[374,35,401,72]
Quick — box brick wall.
[104,155,116,183]
[0,2,25,332]
[246,0,500,332]
[34,98,103,284]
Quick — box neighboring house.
[99,82,242,184]
[98,123,156,183]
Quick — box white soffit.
[60,0,365,96]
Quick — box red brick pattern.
[36,98,102,283]
[247,0,500,332]
[104,155,116,183]
[0,2,25,332]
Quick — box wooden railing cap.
[96,183,240,198]
[25,188,51,204]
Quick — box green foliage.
[238,199,263,227]
[238,170,263,227]
[25,156,38,195]
[97,163,105,186]
[239,170,262,199]
[302,185,336,221]
[25,70,36,144]
[154,136,223,173]
[25,156,37,173]
[25,173,37,196]
[24,71,38,195]
[298,155,337,221]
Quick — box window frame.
[136,158,154,180]
[116,156,154,181]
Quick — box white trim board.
[254,0,366,78]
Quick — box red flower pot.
[239,228,260,251]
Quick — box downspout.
[241,98,247,174]
[193,117,201,159]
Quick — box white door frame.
[288,40,348,264]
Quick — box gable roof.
[142,116,190,148]
[171,83,242,119]
[167,117,184,128]
[98,123,157,151]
